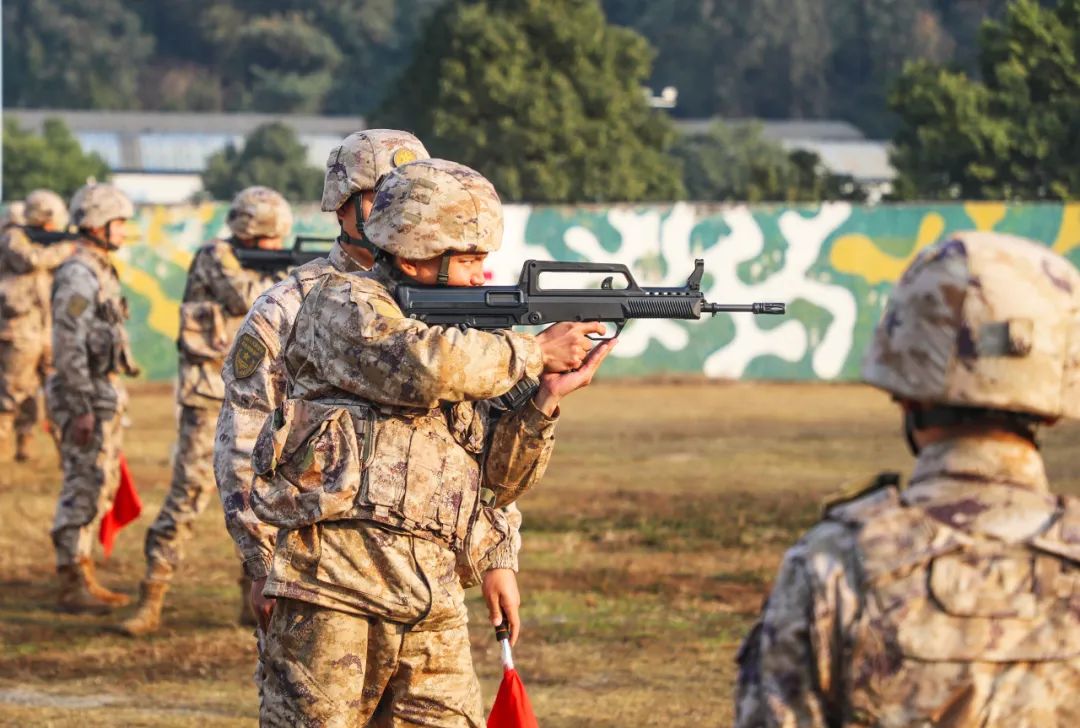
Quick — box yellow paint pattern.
[115,258,181,339]
[830,212,945,285]
[963,202,1007,231]
[1052,203,1080,256]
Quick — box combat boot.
[238,575,258,627]
[80,557,131,606]
[57,563,113,615]
[14,432,31,462]
[116,581,169,636]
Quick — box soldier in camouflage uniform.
[0,190,76,461]
[735,232,1080,727]
[253,158,614,726]
[117,186,293,636]
[214,130,432,634]
[48,183,140,614]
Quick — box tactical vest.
[62,250,138,380]
[827,481,1080,726]
[177,241,286,407]
[250,275,494,553]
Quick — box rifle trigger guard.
[586,321,625,342]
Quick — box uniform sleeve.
[293,275,544,408]
[1,231,74,274]
[197,246,262,316]
[50,263,98,417]
[476,502,523,573]
[484,399,558,508]
[734,523,860,728]
[214,299,287,579]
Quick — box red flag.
[487,639,538,728]
[98,453,142,559]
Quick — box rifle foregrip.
[625,297,698,318]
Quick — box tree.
[672,122,866,202]
[2,118,110,201]
[2,0,154,109]
[890,0,1080,200]
[201,122,323,202]
[375,0,683,203]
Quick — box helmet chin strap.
[337,195,382,260]
[83,220,119,251]
[436,254,451,285]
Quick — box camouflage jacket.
[735,435,1080,727]
[176,239,286,409]
[0,226,74,341]
[255,261,552,624]
[47,243,138,420]
[215,247,527,583]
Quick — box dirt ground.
[1,380,1077,727]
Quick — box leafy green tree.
[376,0,683,203]
[2,118,110,201]
[890,0,1080,200]
[672,122,865,202]
[201,122,323,202]
[2,0,154,109]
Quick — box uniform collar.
[77,239,113,265]
[329,241,370,275]
[910,434,1049,492]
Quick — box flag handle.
[494,621,514,670]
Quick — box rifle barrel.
[702,302,786,315]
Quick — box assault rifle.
[233,236,336,272]
[20,227,82,246]
[395,258,785,409]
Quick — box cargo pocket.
[251,399,373,529]
[178,301,228,361]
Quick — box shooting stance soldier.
[118,186,293,636]
[48,183,140,614]
[253,158,613,726]
[735,232,1080,727]
[0,189,76,462]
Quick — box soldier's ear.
[395,257,420,279]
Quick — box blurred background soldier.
[48,183,140,614]
[0,190,76,462]
[2,202,26,229]
[118,187,293,636]
[213,129,430,635]
[735,232,1080,726]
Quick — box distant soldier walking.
[736,232,1080,727]
[0,189,76,461]
[48,183,139,614]
[118,186,293,636]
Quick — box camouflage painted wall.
[98,202,1080,381]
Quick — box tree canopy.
[201,123,324,202]
[889,0,1080,200]
[2,118,110,201]
[3,0,1017,136]
[375,0,684,203]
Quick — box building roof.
[7,109,366,174]
[674,118,867,142]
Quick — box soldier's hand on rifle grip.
[535,321,605,373]
[534,337,617,416]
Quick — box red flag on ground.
[98,453,142,559]
[487,631,539,728]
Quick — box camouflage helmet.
[321,129,430,212]
[862,231,1080,420]
[24,189,69,229]
[70,183,134,230]
[227,186,293,240]
[2,202,26,228]
[365,158,503,260]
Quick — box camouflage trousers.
[51,410,123,567]
[143,404,219,583]
[261,598,484,728]
[0,337,47,439]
